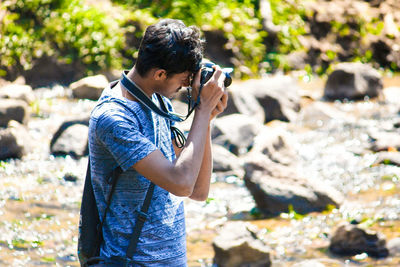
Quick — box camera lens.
[200,63,233,88]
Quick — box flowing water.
[0,76,399,266]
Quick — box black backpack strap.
[84,160,122,266]
[124,182,155,266]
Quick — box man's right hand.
[191,65,225,117]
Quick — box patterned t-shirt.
[88,81,187,266]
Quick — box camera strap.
[121,70,190,122]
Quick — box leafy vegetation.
[1,0,399,83]
[0,0,124,79]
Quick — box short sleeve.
[96,109,157,171]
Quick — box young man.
[88,19,228,266]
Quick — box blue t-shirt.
[88,81,187,266]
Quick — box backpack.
[77,159,155,266]
[77,159,122,266]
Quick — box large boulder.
[324,63,383,101]
[50,118,89,158]
[212,222,271,267]
[249,75,301,123]
[0,84,35,104]
[0,99,29,127]
[218,85,265,124]
[329,224,389,258]
[212,114,263,155]
[70,75,109,100]
[298,101,349,129]
[243,152,343,215]
[0,120,31,160]
[250,123,299,166]
[212,144,244,180]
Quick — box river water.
[0,75,399,266]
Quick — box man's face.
[159,71,193,98]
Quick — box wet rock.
[212,114,263,155]
[212,144,244,180]
[243,152,343,215]
[63,173,79,182]
[50,118,89,158]
[219,85,265,124]
[329,224,389,258]
[250,123,299,166]
[373,151,400,166]
[324,63,383,101]
[0,120,31,160]
[387,237,400,256]
[369,131,400,151]
[212,222,271,267]
[245,75,301,123]
[70,75,109,100]
[0,84,35,104]
[0,98,29,127]
[299,101,349,129]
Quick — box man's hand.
[191,65,225,117]
[209,91,228,121]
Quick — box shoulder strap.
[125,182,155,264]
[91,161,123,260]
[121,71,185,122]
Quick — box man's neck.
[126,67,154,98]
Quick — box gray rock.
[329,224,389,258]
[324,63,383,101]
[246,75,301,123]
[212,144,244,180]
[219,85,265,124]
[298,101,348,129]
[0,99,29,127]
[0,84,35,104]
[250,124,299,166]
[50,119,89,158]
[212,114,263,155]
[213,222,271,267]
[70,75,109,100]
[243,153,343,215]
[0,121,31,160]
[387,237,400,256]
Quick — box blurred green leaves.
[1,0,124,77]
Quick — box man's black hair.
[135,19,204,77]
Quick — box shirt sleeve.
[95,109,157,171]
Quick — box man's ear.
[153,69,167,81]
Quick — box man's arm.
[132,67,225,197]
[173,92,228,201]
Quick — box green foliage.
[266,0,308,71]
[1,0,124,77]
[111,0,265,78]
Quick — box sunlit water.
[0,77,399,266]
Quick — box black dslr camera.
[200,62,233,88]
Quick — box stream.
[0,76,399,266]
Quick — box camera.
[200,62,233,88]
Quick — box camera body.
[200,62,233,88]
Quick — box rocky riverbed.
[0,73,399,267]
